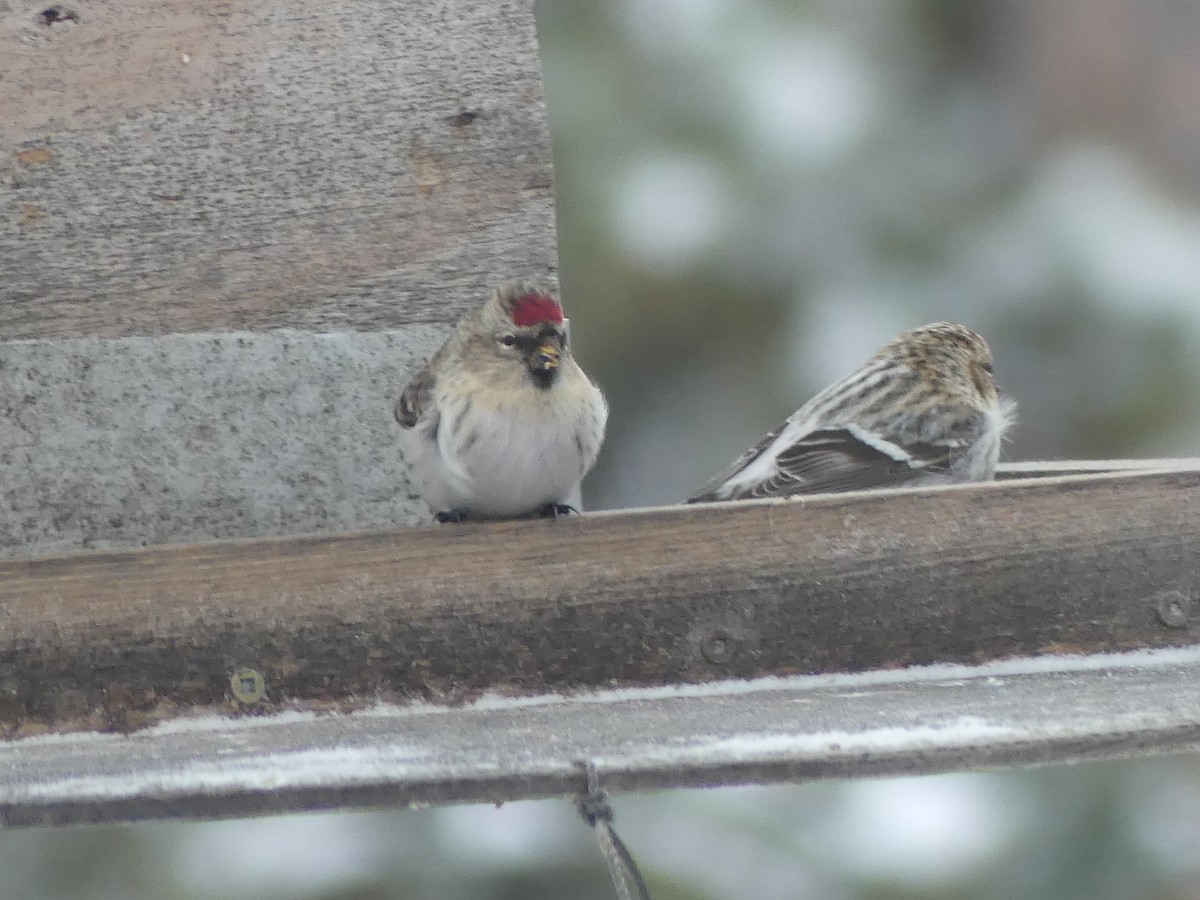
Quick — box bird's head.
[482,283,569,389]
[889,321,1001,405]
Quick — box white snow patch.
[177,813,390,896]
[594,718,1023,770]
[613,154,730,268]
[12,743,444,802]
[830,773,1023,886]
[6,643,1198,755]
[734,30,878,163]
[453,641,1200,714]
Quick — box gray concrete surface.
[0,327,449,556]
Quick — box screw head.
[230,668,266,704]
[701,629,735,664]
[1156,591,1193,629]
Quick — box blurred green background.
[6,2,1200,898]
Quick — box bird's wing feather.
[756,400,997,497]
[758,425,946,497]
[689,404,992,501]
[686,363,894,503]
[394,362,438,431]
[686,415,796,503]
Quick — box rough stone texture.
[0,327,449,556]
[3,647,1200,827]
[0,0,556,339]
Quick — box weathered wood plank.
[0,329,447,557]
[997,458,1200,477]
[0,467,1197,736]
[4,646,1200,828]
[0,0,555,339]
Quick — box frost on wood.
[3,646,1200,828]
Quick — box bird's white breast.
[402,369,606,518]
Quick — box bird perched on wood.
[687,322,1015,503]
[395,282,608,522]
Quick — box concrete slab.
[0,328,448,555]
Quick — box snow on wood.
[4,645,1200,828]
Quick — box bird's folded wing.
[688,421,970,502]
[686,419,789,503]
[394,364,437,430]
[761,425,953,497]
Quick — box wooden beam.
[1,466,1198,737]
[0,0,555,339]
[5,647,1200,828]
[997,458,1200,477]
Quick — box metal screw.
[701,629,735,664]
[230,667,266,704]
[1156,591,1193,629]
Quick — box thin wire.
[575,761,652,900]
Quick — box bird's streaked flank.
[688,322,1015,502]
[396,282,608,522]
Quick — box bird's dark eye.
[980,361,994,375]
[500,335,516,347]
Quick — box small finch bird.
[395,282,608,522]
[687,322,1015,503]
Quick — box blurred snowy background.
[7,1,1200,898]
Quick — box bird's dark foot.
[533,502,578,520]
[435,509,470,524]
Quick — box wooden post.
[1,0,556,554]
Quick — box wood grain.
[0,0,557,339]
[6,649,1200,827]
[0,467,1197,735]
[996,458,1200,477]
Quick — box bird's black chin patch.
[529,367,558,390]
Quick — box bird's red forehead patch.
[511,293,564,327]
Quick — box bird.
[686,321,1015,503]
[395,282,608,522]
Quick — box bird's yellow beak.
[533,340,561,371]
